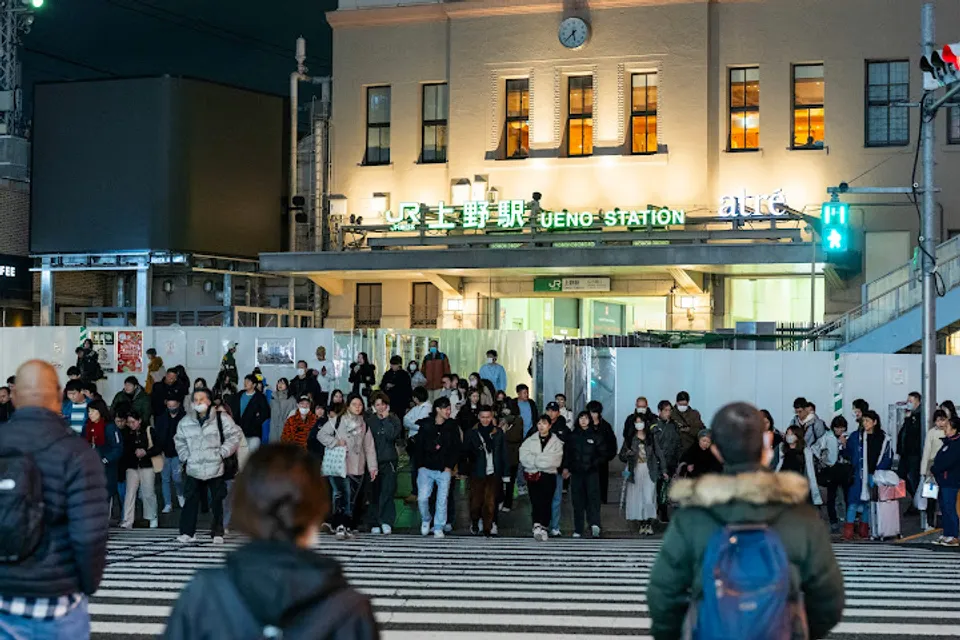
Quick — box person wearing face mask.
[672,391,705,453]
[620,411,662,535]
[289,360,323,407]
[775,425,823,508]
[651,400,682,523]
[421,340,451,401]
[842,409,893,541]
[898,391,924,511]
[380,355,413,419]
[154,396,187,513]
[624,396,655,442]
[175,388,244,544]
[563,411,607,538]
[478,349,507,393]
[408,360,427,390]
[268,378,297,444]
[281,396,316,449]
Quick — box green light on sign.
[821,201,850,253]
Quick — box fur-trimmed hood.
[670,470,810,507]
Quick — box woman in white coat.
[518,415,565,541]
[919,408,949,530]
[775,425,823,506]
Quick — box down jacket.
[318,413,378,477]
[647,469,845,640]
[174,409,244,481]
[0,407,109,598]
[518,431,564,474]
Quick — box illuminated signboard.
[385,200,686,232]
[719,188,787,217]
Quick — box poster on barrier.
[256,338,296,366]
[117,330,143,373]
[89,330,116,372]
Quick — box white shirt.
[403,402,432,438]
[316,360,336,393]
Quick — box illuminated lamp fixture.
[203,279,214,293]
[471,175,488,202]
[371,192,390,215]
[486,187,500,204]
[679,296,696,322]
[162,279,174,293]
[451,178,471,206]
[446,298,463,312]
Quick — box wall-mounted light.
[446,298,463,312]
[162,279,174,294]
[203,279,214,293]
[679,296,697,310]
[451,178,471,206]
[471,175,488,202]
[371,192,389,215]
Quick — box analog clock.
[558,16,590,50]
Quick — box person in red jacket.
[421,340,451,401]
[281,396,315,449]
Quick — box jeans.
[122,467,158,527]
[222,480,234,528]
[550,469,563,531]
[417,468,451,531]
[161,455,183,508]
[0,598,89,640]
[846,502,870,524]
[570,471,601,534]
[528,473,556,529]
[469,475,499,534]
[180,475,226,538]
[371,463,398,528]
[330,475,363,528]
[116,482,126,521]
[941,486,960,538]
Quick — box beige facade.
[319,0,960,333]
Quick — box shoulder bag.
[321,416,348,478]
[216,412,240,481]
[145,428,164,473]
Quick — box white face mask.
[297,368,306,376]
[194,403,209,414]
[409,365,417,372]
[635,422,645,431]
[677,404,689,413]
[785,434,798,445]
[486,357,494,364]
[470,379,478,387]
[298,406,310,416]
[636,407,648,414]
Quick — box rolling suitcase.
[870,499,901,540]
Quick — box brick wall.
[0,179,29,256]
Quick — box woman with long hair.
[843,410,893,540]
[82,399,123,515]
[775,425,822,506]
[349,353,376,402]
[328,389,346,416]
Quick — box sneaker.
[490,523,499,536]
[382,524,392,535]
[499,505,511,513]
[120,522,133,530]
[517,486,529,497]
[443,524,453,533]
[335,525,347,540]
[572,532,582,538]
[177,495,185,507]
[421,522,430,536]
[942,537,959,547]
[162,505,173,514]
[591,525,601,538]
[550,529,561,537]
[371,527,382,535]
[470,525,479,536]
[924,525,936,532]
[149,519,158,529]
[177,534,197,544]
[224,528,230,536]
[434,529,445,538]
[213,536,224,545]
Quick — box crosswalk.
[91,529,960,639]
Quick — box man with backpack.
[0,360,109,638]
[648,402,844,640]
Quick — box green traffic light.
[30,0,43,7]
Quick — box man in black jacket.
[586,400,618,504]
[154,396,186,514]
[229,374,270,452]
[0,360,108,637]
[289,360,323,406]
[464,406,509,536]
[365,392,403,535]
[899,391,924,510]
[151,369,187,419]
[562,410,608,538]
[412,396,460,538]
[380,355,412,419]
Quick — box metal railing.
[354,305,382,328]
[827,235,960,346]
[410,304,440,328]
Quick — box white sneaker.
[335,525,347,540]
[149,519,158,529]
[490,523,499,536]
[591,525,601,538]
[177,495,185,507]
[572,532,582,538]
[224,528,230,536]
[421,522,430,536]
[550,529,561,537]
[120,522,133,530]
[434,529,445,538]
[381,524,392,535]
[499,505,511,513]
[924,525,936,532]
[532,525,543,540]
[443,524,453,533]
[176,534,196,544]
[162,505,173,514]
[371,527,382,535]
[213,536,224,545]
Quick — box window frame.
[630,72,658,155]
[567,74,594,158]
[355,283,383,329]
[411,282,441,328]
[864,59,910,148]
[791,63,825,150]
[504,78,530,160]
[421,83,448,164]
[728,66,759,152]
[365,86,391,166]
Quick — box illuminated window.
[792,64,824,149]
[504,79,529,159]
[630,72,658,154]
[422,83,448,163]
[729,67,759,151]
[365,86,390,165]
[568,75,593,157]
[949,103,960,145]
[866,60,909,147]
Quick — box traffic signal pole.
[921,2,937,437]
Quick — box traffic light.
[921,43,960,90]
[821,201,850,253]
[21,0,44,8]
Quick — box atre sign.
[719,188,787,217]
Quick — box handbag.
[145,428,164,473]
[922,479,940,499]
[523,471,542,483]
[320,416,348,478]
[216,412,240,481]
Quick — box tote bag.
[320,417,348,478]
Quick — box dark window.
[411,282,440,328]
[365,86,391,165]
[568,75,593,157]
[505,79,529,159]
[729,67,759,151]
[792,64,824,149]
[866,60,909,147]
[355,283,382,328]
[948,103,960,145]
[630,72,658,154]
[422,83,448,163]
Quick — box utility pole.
[0,0,40,182]
[920,2,937,435]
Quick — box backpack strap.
[216,411,225,445]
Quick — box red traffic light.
[943,44,959,68]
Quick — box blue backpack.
[691,523,802,640]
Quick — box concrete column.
[222,273,233,327]
[39,257,55,327]
[135,265,151,327]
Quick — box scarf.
[86,419,106,447]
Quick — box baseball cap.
[546,401,560,412]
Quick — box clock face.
[558,17,590,50]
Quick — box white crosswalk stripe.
[90,529,960,639]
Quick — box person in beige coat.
[319,393,378,539]
[519,415,565,541]
[919,408,949,530]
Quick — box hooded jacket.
[163,540,378,640]
[110,387,152,425]
[647,470,845,640]
[319,413,378,477]
[269,390,298,443]
[174,409,244,481]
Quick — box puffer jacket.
[562,425,607,474]
[518,431,564,474]
[269,390,297,444]
[651,419,683,472]
[647,469,845,640]
[0,406,108,598]
[318,413,378,477]
[110,388,152,425]
[174,409,244,481]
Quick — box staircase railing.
[829,235,960,347]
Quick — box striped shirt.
[68,402,88,434]
[0,594,84,620]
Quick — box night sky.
[21,0,335,116]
